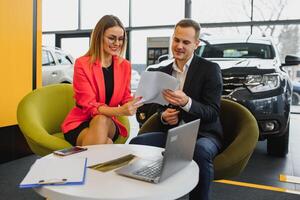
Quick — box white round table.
[35,144,199,200]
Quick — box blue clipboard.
[20,157,87,188]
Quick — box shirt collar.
[172,54,194,73]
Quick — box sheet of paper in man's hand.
[135,71,180,105]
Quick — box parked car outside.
[292,81,300,105]
[42,46,74,86]
[147,35,300,157]
[131,69,141,93]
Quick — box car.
[131,69,141,92]
[147,35,300,157]
[292,81,300,105]
[42,46,74,86]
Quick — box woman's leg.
[76,115,116,146]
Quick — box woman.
[62,15,141,146]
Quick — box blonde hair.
[85,15,127,65]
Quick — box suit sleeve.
[189,63,223,122]
[73,59,104,117]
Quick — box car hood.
[207,58,280,70]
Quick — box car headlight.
[245,74,280,93]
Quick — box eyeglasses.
[105,35,125,44]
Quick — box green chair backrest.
[214,99,259,179]
[17,84,130,156]
[17,84,75,156]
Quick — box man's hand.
[162,89,189,107]
[161,108,180,125]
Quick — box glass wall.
[42,0,78,31]
[192,0,251,23]
[42,34,55,47]
[61,38,90,60]
[81,0,129,29]
[130,28,173,72]
[42,0,300,109]
[253,0,300,21]
[131,0,184,26]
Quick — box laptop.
[115,119,200,183]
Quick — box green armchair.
[138,99,259,180]
[17,84,130,156]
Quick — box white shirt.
[171,55,193,112]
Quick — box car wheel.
[267,125,289,157]
[292,93,300,105]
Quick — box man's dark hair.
[175,19,201,40]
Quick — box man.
[130,19,223,200]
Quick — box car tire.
[267,125,289,157]
[292,93,300,105]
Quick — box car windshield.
[196,43,275,59]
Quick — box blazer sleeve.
[73,59,104,117]
[189,62,223,122]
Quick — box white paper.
[135,71,179,105]
[20,157,87,188]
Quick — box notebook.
[115,119,200,183]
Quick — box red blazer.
[61,55,132,137]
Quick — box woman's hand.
[120,97,143,116]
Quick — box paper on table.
[135,71,179,105]
[89,154,136,172]
[19,157,87,188]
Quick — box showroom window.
[130,28,173,72]
[42,0,78,31]
[131,0,184,26]
[81,0,129,29]
[192,0,251,23]
[253,0,300,21]
[61,37,90,60]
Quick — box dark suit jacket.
[137,54,223,147]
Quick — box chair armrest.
[138,113,164,135]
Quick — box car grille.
[222,75,247,95]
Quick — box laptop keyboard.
[133,160,163,179]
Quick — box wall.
[0,0,41,163]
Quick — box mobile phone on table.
[53,146,87,156]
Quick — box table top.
[35,144,199,200]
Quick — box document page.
[135,71,179,105]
